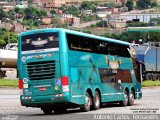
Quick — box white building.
[81,10,93,16]
[96,11,112,18]
[109,18,127,28]
[63,14,73,18]
[119,13,160,23]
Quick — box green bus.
[18,28,142,114]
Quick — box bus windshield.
[21,32,58,51]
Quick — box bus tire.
[81,92,92,112]
[42,108,52,115]
[128,90,134,106]
[92,91,100,110]
[120,90,128,107]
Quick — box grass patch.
[0,79,160,88]
[0,79,18,88]
[142,80,160,87]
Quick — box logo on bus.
[31,39,48,46]
[105,56,121,70]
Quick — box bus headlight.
[23,78,28,83]
[21,56,26,62]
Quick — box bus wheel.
[81,92,92,112]
[93,91,100,110]
[128,90,134,106]
[42,108,52,115]
[120,90,128,107]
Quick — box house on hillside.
[41,17,52,24]
[109,18,127,28]
[40,0,65,9]
[60,14,80,26]
[114,0,127,7]
[81,10,93,16]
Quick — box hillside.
[57,0,113,2]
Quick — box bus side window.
[116,70,132,83]
[107,43,131,58]
[67,33,130,58]
[98,68,116,83]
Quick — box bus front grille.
[27,61,55,80]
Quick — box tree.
[126,0,134,11]
[15,7,24,14]
[81,1,98,12]
[22,7,47,28]
[50,10,56,15]
[150,18,160,26]
[102,33,122,40]
[151,1,157,7]
[149,32,160,42]
[127,22,150,27]
[58,5,79,16]
[24,7,47,20]
[136,0,153,9]
[7,10,16,21]
[0,29,18,48]
[81,15,100,22]
[64,5,79,16]
[96,20,108,27]
[0,8,6,20]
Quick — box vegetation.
[136,0,157,9]
[81,1,98,12]
[142,80,160,87]
[0,79,18,88]
[1,79,160,88]
[0,6,47,28]
[101,33,123,41]
[0,29,18,48]
[81,15,100,22]
[58,5,79,16]
[0,0,160,45]
[23,7,47,27]
[126,0,134,11]
[0,8,7,20]
[100,31,160,43]
[127,22,150,27]
[150,18,160,26]
[96,20,108,27]
[82,30,92,34]
[50,9,56,16]
[15,7,24,14]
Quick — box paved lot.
[0,87,160,120]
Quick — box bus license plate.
[38,87,47,91]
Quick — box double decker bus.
[18,28,142,114]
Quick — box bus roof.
[20,28,130,46]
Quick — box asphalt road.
[0,87,160,120]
